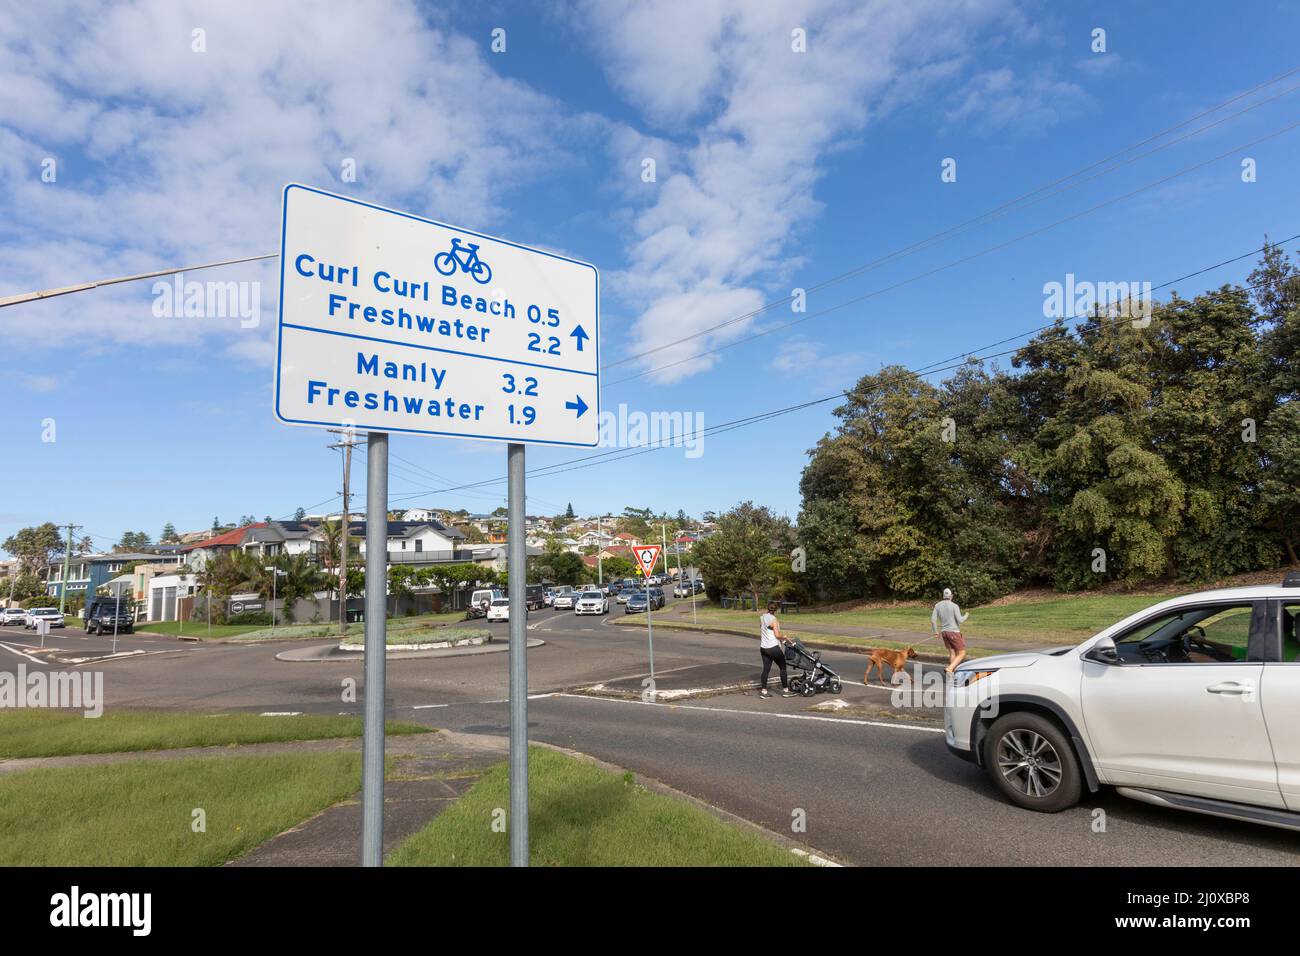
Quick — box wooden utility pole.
[328,430,357,637]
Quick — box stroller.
[783,639,843,697]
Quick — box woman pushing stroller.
[758,601,795,699]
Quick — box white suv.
[945,577,1300,831]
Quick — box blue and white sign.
[275,184,599,447]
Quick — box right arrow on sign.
[565,395,589,418]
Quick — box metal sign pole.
[507,442,528,866]
[361,430,388,867]
[645,568,655,679]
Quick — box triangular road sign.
[634,545,661,577]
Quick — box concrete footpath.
[231,730,507,866]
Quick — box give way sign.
[634,545,661,577]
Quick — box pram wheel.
[788,676,805,695]
[828,679,842,694]
[800,680,816,698]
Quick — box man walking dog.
[932,587,969,674]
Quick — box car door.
[1260,599,1300,811]
[1080,600,1283,808]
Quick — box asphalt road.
[4,599,1299,865]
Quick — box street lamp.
[264,565,286,632]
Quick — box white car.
[552,589,577,610]
[945,575,1300,831]
[574,593,609,615]
[485,598,511,622]
[24,607,65,630]
[1,607,28,626]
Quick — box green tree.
[3,523,66,587]
[692,502,793,607]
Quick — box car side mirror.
[1084,636,1122,665]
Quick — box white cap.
[942,588,952,600]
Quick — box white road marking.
[790,848,842,867]
[0,642,47,664]
[412,704,448,710]
[550,692,943,733]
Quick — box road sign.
[634,545,661,577]
[274,184,600,447]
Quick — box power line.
[600,65,1300,373]
[382,232,1297,500]
[607,119,1300,387]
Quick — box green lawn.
[387,746,808,867]
[0,710,430,759]
[0,753,362,866]
[617,617,1005,658]
[136,609,468,642]
[384,624,491,647]
[681,593,1174,642]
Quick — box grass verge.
[136,609,468,642]
[610,617,1004,659]
[387,746,808,867]
[0,710,430,759]
[0,752,361,866]
[672,592,1175,643]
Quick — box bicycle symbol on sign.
[434,237,493,285]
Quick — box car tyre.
[982,712,1083,813]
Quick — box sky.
[2,0,1300,551]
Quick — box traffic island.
[576,662,770,701]
[275,635,545,662]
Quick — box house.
[468,543,544,573]
[240,521,323,561]
[612,532,642,548]
[146,572,200,622]
[47,551,183,602]
[576,530,615,549]
[353,519,471,565]
[182,524,266,571]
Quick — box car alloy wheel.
[995,728,1063,799]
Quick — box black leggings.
[760,644,788,689]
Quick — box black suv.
[84,599,134,635]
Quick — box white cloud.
[576,0,1027,383]
[945,66,1087,131]
[0,0,575,352]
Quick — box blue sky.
[2,0,1299,550]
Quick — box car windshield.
[491,599,509,606]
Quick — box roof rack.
[1284,572,1300,588]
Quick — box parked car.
[693,579,706,594]
[944,575,1300,831]
[84,601,132,635]
[624,591,649,613]
[525,584,545,610]
[485,598,511,622]
[673,580,695,598]
[552,586,577,610]
[24,607,65,630]
[1,607,28,627]
[543,589,555,607]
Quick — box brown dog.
[863,646,918,686]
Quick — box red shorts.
[940,630,965,652]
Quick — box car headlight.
[951,669,997,688]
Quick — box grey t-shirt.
[932,599,969,633]
[759,612,779,648]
